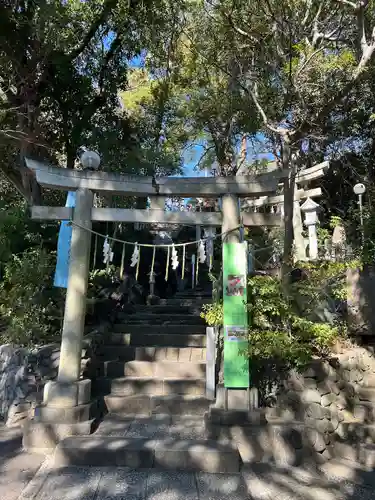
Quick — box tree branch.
[224,13,258,43]
[196,144,215,170]
[294,47,325,81]
[248,84,285,135]
[358,2,367,51]
[336,0,357,8]
[68,0,118,61]
[98,33,122,90]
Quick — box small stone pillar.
[301,197,320,260]
[23,188,95,453]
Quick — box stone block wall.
[0,328,106,427]
[0,345,31,425]
[266,345,375,459]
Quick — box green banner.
[222,242,249,388]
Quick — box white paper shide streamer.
[130,243,140,267]
[103,236,114,264]
[171,244,179,270]
[198,239,206,263]
[204,227,215,270]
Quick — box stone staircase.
[101,299,209,416]
[51,290,242,472]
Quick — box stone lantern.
[301,197,320,260]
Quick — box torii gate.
[23,157,327,439]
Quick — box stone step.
[123,360,206,378]
[112,324,206,335]
[116,314,205,325]
[109,377,206,396]
[175,290,212,297]
[100,334,206,352]
[105,394,210,416]
[160,298,212,306]
[122,305,203,315]
[104,346,206,366]
[52,436,240,473]
[103,348,206,375]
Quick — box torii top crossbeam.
[25,158,328,198]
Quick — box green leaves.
[200,302,223,326]
[0,247,64,346]
[201,260,353,370]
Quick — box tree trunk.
[280,137,296,291]
[17,103,41,205]
[293,196,306,262]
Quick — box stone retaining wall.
[0,327,107,427]
[266,345,375,459]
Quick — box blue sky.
[127,54,274,177]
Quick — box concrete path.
[2,421,375,500]
[16,458,375,500]
[0,424,45,500]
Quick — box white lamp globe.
[353,183,366,195]
[80,149,101,170]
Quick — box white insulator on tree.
[103,236,114,264]
[130,243,139,267]
[171,244,179,270]
[198,239,206,263]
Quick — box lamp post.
[353,183,366,247]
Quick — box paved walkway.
[2,423,375,499]
[0,424,44,500]
[17,459,375,500]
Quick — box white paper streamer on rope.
[103,236,114,264]
[130,243,139,267]
[171,244,179,270]
[203,227,215,270]
[198,239,206,263]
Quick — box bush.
[200,261,355,371]
[0,247,64,345]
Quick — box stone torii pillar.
[24,188,94,452]
[56,188,93,384]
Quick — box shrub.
[0,247,64,345]
[200,261,356,370]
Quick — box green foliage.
[247,261,356,368]
[0,248,64,346]
[200,302,223,326]
[329,216,343,229]
[202,260,358,369]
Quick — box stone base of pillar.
[23,419,94,454]
[43,379,91,407]
[206,384,264,426]
[23,379,102,453]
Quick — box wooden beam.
[243,187,322,208]
[31,206,281,227]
